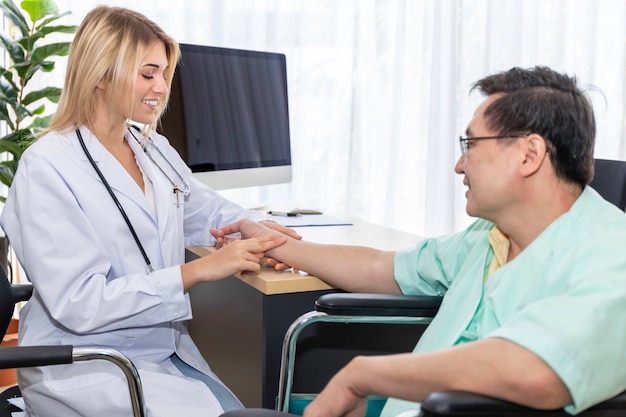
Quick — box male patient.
[213,66,626,417]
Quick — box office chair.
[0,261,147,417]
[589,158,626,211]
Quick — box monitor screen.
[158,43,292,190]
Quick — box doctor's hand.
[211,219,302,249]
[181,232,287,291]
[260,220,302,271]
[211,219,299,271]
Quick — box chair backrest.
[589,158,626,211]
[0,262,15,339]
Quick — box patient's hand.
[211,219,298,271]
[303,360,368,417]
[260,220,302,240]
[211,219,273,246]
[260,221,302,270]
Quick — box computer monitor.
[158,43,292,190]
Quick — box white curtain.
[48,0,626,237]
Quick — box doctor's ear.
[96,75,112,91]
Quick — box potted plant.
[0,0,76,198]
[0,0,75,386]
[0,0,75,267]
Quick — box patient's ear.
[520,134,548,177]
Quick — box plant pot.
[0,318,18,386]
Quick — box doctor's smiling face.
[455,93,526,221]
[131,41,169,125]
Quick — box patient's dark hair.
[473,66,595,186]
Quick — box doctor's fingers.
[210,228,225,239]
[218,235,240,249]
[215,218,260,238]
[210,228,240,249]
[223,235,286,261]
[243,233,288,253]
[265,257,300,273]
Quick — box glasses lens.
[459,138,467,155]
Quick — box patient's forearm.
[350,338,571,409]
[266,238,401,294]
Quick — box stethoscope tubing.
[75,128,155,273]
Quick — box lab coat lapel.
[124,129,171,230]
[74,126,155,219]
[125,129,178,267]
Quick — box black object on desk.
[268,211,302,217]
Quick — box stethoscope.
[75,125,190,273]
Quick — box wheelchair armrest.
[0,345,73,369]
[315,293,442,317]
[420,391,568,416]
[420,390,626,416]
[0,345,147,417]
[11,283,33,303]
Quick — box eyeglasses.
[458,134,528,156]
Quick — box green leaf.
[12,60,34,82]
[19,61,45,83]
[29,103,44,115]
[0,168,16,191]
[3,128,36,150]
[39,60,54,71]
[46,92,59,103]
[0,138,24,156]
[20,0,58,25]
[0,129,30,151]
[0,79,19,128]
[20,25,75,51]
[0,159,19,187]
[0,67,16,87]
[0,160,19,172]
[31,41,70,61]
[0,0,29,37]
[31,113,51,129]
[12,99,32,120]
[21,85,60,106]
[34,11,74,32]
[0,105,15,130]
[14,42,70,81]
[0,32,25,64]
[0,76,18,102]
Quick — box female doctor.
[0,5,297,417]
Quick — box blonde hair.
[45,6,179,137]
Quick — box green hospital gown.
[381,186,626,417]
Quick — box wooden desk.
[187,219,421,408]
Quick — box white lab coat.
[0,126,265,417]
